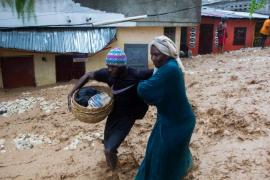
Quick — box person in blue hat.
[68,48,153,170]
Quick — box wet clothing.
[104,113,136,152]
[261,34,268,48]
[93,67,153,152]
[74,87,99,107]
[135,59,196,180]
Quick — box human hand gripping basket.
[71,85,113,123]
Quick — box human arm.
[137,69,154,80]
[67,72,94,111]
[137,68,166,105]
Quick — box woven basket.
[71,85,113,123]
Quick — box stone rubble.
[185,71,196,75]
[13,133,52,150]
[237,56,270,62]
[64,132,103,150]
[0,139,6,153]
[0,96,63,117]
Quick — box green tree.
[1,0,268,20]
[249,0,267,16]
[1,0,35,22]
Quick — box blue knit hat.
[105,48,127,66]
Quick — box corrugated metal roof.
[0,28,116,53]
[0,0,125,28]
[202,7,269,19]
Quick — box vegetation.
[1,0,35,22]
[0,0,268,21]
[249,0,267,15]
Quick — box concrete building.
[184,7,269,55]
[204,0,270,15]
[0,0,201,89]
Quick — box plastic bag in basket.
[87,92,111,108]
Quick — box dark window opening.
[233,27,247,45]
[124,44,148,70]
[164,27,176,42]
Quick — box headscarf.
[150,35,185,73]
[105,48,127,66]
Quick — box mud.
[0,47,270,180]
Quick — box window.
[233,27,247,45]
[124,44,148,70]
[164,27,176,42]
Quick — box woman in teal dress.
[135,36,196,180]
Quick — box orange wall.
[187,17,258,55]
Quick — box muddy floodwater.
[0,47,270,180]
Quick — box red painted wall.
[225,19,256,51]
[187,26,200,56]
[186,17,263,56]
[266,37,270,46]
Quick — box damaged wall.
[74,0,201,26]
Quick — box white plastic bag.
[87,92,111,108]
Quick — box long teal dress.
[135,59,196,180]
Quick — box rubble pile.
[0,96,63,117]
[13,133,53,150]
[64,132,103,150]
[0,139,6,153]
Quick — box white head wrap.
[150,35,185,73]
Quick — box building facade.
[183,7,269,55]
[0,0,191,88]
[205,0,270,15]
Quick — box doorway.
[180,27,189,57]
[55,55,85,82]
[199,24,214,54]
[124,44,148,70]
[1,56,35,88]
[253,21,264,47]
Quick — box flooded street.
[0,47,270,180]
